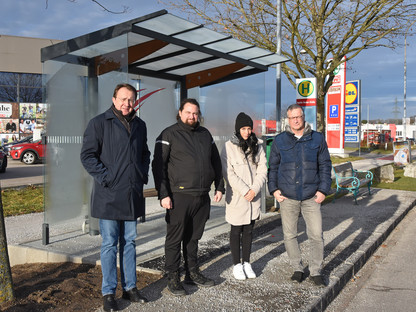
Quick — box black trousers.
[164,193,210,273]
[230,220,255,265]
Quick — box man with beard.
[152,98,224,296]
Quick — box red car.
[9,139,46,165]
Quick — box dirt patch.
[0,262,162,312]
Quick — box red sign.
[325,56,346,154]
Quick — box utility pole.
[276,0,282,133]
[392,97,401,123]
[404,21,415,141]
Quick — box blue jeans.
[99,219,137,296]
[279,197,323,276]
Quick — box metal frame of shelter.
[40,10,288,244]
[41,10,288,94]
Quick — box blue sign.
[345,128,358,134]
[329,105,338,118]
[345,106,358,113]
[345,136,358,142]
[345,115,358,127]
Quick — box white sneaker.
[243,262,256,279]
[233,263,246,280]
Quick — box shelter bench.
[332,162,373,205]
[142,188,159,222]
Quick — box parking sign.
[329,105,338,118]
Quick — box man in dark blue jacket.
[80,83,150,312]
[268,104,331,287]
[152,98,224,296]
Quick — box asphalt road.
[0,159,44,189]
[326,204,416,312]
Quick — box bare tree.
[0,188,14,302]
[166,0,416,132]
[45,0,130,14]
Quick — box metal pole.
[404,21,415,142]
[273,0,282,211]
[404,29,407,141]
[367,102,369,147]
[276,0,282,133]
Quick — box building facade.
[0,35,62,144]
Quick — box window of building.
[0,72,43,102]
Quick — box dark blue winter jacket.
[267,123,332,201]
[80,108,150,220]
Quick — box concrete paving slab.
[5,187,416,311]
[4,155,416,311]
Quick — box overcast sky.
[1,0,415,121]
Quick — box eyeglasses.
[116,97,135,104]
[288,115,304,120]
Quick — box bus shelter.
[40,10,288,243]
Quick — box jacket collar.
[177,118,200,131]
[230,134,240,145]
[285,122,312,139]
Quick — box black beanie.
[235,112,253,134]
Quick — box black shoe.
[291,271,304,283]
[122,287,148,303]
[311,275,326,287]
[185,267,215,287]
[103,294,118,312]
[167,272,187,296]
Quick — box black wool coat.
[80,108,150,220]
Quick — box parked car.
[2,135,33,153]
[9,139,45,165]
[0,147,7,173]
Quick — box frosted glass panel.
[43,44,130,230]
[135,77,179,189]
[199,72,266,153]
[43,61,89,225]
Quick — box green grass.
[372,167,416,191]
[331,155,363,164]
[323,165,416,204]
[1,186,44,217]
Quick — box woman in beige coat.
[221,112,268,280]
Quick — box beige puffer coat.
[221,136,268,226]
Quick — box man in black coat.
[152,98,224,296]
[80,83,150,312]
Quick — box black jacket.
[152,119,224,199]
[80,108,150,220]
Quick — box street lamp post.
[276,0,282,133]
[403,20,415,141]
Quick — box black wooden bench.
[332,162,374,204]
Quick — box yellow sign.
[297,80,314,97]
[345,83,358,104]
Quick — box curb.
[305,197,416,312]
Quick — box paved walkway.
[327,206,416,312]
[3,155,416,311]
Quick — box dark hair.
[113,83,137,101]
[176,98,201,121]
[236,132,259,163]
